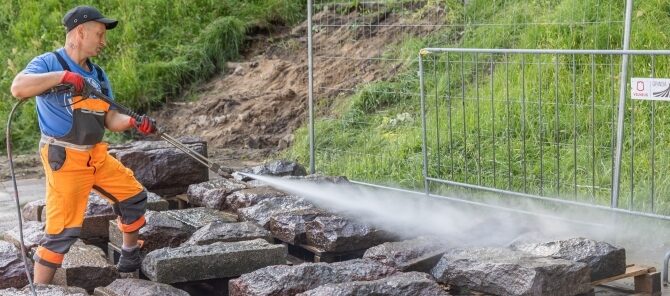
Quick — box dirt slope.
[152,5,441,168]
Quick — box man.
[10,5,155,283]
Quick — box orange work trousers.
[34,141,147,268]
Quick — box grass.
[284,0,670,215]
[0,0,306,151]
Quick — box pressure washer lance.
[78,81,234,178]
[5,83,233,295]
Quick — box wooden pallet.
[592,264,661,296]
[275,239,366,263]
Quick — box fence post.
[307,0,315,174]
[611,0,634,208]
[419,50,429,195]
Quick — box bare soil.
[152,6,441,166]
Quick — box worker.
[10,5,156,283]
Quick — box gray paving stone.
[21,199,45,222]
[305,215,394,252]
[269,208,329,244]
[142,239,286,284]
[146,192,169,212]
[2,221,45,254]
[0,284,89,296]
[182,221,271,246]
[298,272,450,296]
[187,178,249,210]
[162,207,238,229]
[53,240,118,292]
[93,278,189,296]
[229,258,397,296]
[109,211,193,257]
[224,187,287,212]
[109,138,209,196]
[0,240,31,289]
[430,247,592,296]
[238,197,314,228]
[510,237,626,281]
[363,237,449,273]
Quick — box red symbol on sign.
[637,81,645,91]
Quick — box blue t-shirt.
[22,48,115,138]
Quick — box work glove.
[60,71,85,94]
[129,116,157,135]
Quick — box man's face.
[79,21,107,57]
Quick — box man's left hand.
[129,116,157,135]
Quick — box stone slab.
[93,278,189,296]
[187,178,249,210]
[224,187,287,212]
[53,240,118,292]
[2,221,45,255]
[298,272,450,296]
[305,215,394,253]
[229,258,397,296]
[363,237,449,273]
[0,284,89,296]
[109,211,193,256]
[21,199,45,222]
[511,237,626,281]
[109,138,209,197]
[430,247,592,296]
[0,240,31,289]
[146,192,169,212]
[162,207,238,229]
[182,221,271,246]
[142,239,287,284]
[238,197,314,229]
[269,208,329,245]
[237,160,307,179]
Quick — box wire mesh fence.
[306,0,629,190]
[418,48,670,218]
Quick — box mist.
[244,174,670,266]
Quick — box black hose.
[6,99,38,296]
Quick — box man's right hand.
[60,71,84,94]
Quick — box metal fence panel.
[419,48,670,219]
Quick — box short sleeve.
[23,56,49,74]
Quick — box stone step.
[142,239,287,284]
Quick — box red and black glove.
[129,116,157,135]
[60,71,84,94]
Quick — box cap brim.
[96,17,118,30]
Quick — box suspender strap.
[52,50,71,72]
[51,51,110,97]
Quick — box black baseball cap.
[62,5,118,32]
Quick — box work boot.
[117,246,141,273]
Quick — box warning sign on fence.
[631,78,670,100]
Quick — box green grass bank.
[285,0,670,215]
[1,0,305,151]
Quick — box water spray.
[239,173,614,248]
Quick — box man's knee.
[34,228,80,268]
[113,190,147,233]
